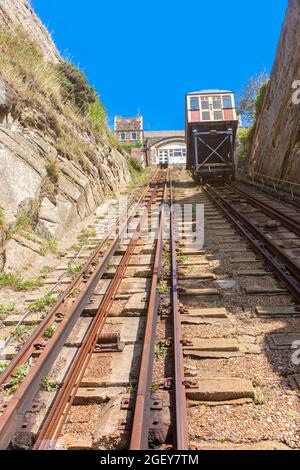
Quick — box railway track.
[0,170,163,449]
[1,169,300,450]
[206,183,300,301]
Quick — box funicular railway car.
[186,90,239,182]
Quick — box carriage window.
[214,111,223,121]
[213,98,222,109]
[190,97,199,110]
[202,111,211,121]
[223,95,233,108]
[201,99,209,110]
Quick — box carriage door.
[200,97,210,121]
[212,96,223,121]
[201,96,224,121]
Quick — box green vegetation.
[254,81,269,122]
[151,383,160,393]
[237,72,270,169]
[88,97,107,132]
[122,142,143,154]
[157,284,169,294]
[0,271,19,289]
[0,304,16,318]
[40,237,58,256]
[254,396,265,406]
[67,262,84,277]
[154,345,168,360]
[82,228,97,239]
[43,325,55,340]
[14,214,32,233]
[79,229,96,246]
[0,362,8,375]
[0,27,115,179]
[0,209,5,228]
[127,157,149,192]
[17,277,44,291]
[162,252,171,267]
[236,127,255,169]
[41,377,59,392]
[211,266,220,275]
[177,254,188,264]
[29,294,57,312]
[40,266,54,278]
[7,364,30,395]
[5,208,41,240]
[46,162,60,184]
[69,287,81,299]
[0,271,45,291]
[56,61,97,114]
[128,156,143,173]
[11,325,27,342]
[238,71,269,124]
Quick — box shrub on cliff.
[0,27,112,176]
[236,126,255,169]
[0,209,5,228]
[128,156,143,174]
[238,71,269,125]
[57,61,96,114]
[237,74,269,168]
[254,82,268,122]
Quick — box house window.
[131,132,138,141]
[120,133,126,141]
[223,95,233,109]
[190,97,199,110]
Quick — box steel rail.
[226,184,300,237]
[1,178,153,354]
[169,169,188,450]
[34,179,164,450]
[205,185,300,303]
[129,177,168,450]
[0,174,159,449]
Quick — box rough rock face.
[0,0,59,63]
[0,0,131,272]
[250,0,300,183]
[0,122,130,235]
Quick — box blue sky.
[32,0,288,130]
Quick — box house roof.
[144,130,185,138]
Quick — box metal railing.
[236,168,300,200]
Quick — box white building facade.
[143,131,186,166]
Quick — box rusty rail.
[226,183,300,237]
[206,185,300,303]
[129,176,168,450]
[169,170,188,450]
[130,170,188,450]
[0,173,159,449]
[34,178,164,450]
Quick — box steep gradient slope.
[250,0,300,183]
[0,0,59,62]
[0,0,130,271]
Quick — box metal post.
[193,130,198,171]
